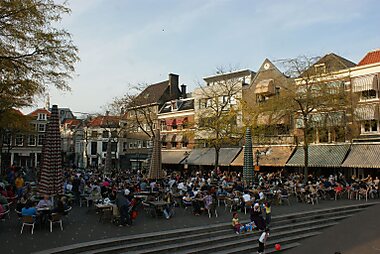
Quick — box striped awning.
[352,75,378,92]
[355,104,379,121]
[255,79,275,94]
[183,148,241,166]
[342,144,380,168]
[232,146,294,167]
[286,144,350,168]
[162,150,188,164]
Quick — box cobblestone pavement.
[0,198,376,254]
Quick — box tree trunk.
[104,139,112,175]
[214,146,220,172]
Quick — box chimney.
[181,84,187,98]
[168,73,179,97]
[105,110,110,116]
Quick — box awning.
[286,144,350,168]
[255,79,275,94]
[342,144,380,168]
[182,148,241,166]
[175,134,183,142]
[355,104,379,121]
[176,118,184,125]
[166,119,174,126]
[231,146,294,167]
[352,75,378,92]
[161,150,188,164]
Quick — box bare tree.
[195,68,251,170]
[245,56,350,182]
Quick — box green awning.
[286,144,350,168]
[342,144,380,168]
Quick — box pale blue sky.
[35,0,380,115]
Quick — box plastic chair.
[48,213,63,232]
[20,215,36,234]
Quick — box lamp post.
[255,149,260,166]
[183,151,189,170]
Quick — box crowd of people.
[1,166,379,231]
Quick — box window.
[2,133,11,145]
[314,63,326,74]
[102,142,108,152]
[111,131,118,138]
[206,98,213,108]
[199,99,207,109]
[361,90,377,100]
[160,121,167,131]
[37,113,47,120]
[91,131,98,138]
[129,142,134,149]
[275,87,280,96]
[142,140,147,148]
[162,142,167,148]
[16,134,23,146]
[256,94,268,104]
[363,120,378,133]
[28,135,36,146]
[102,130,109,138]
[181,142,188,148]
[123,142,128,152]
[91,142,97,155]
[171,142,177,149]
[38,124,46,132]
[37,134,44,146]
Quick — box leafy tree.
[0,0,79,114]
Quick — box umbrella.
[243,127,254,187]
[147,128,164,180]
[38,105,64,196]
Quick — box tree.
[246,56,349,182]
[0,0,79,114]
[195,68,250,170]
[0,109,33,171]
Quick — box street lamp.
[183,151,189,170]
[255,149,260,166]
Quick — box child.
[264,202,271,226]
[232,212,241,234]
[257,228,270,254]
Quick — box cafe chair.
[48,213,63,232]
[20,215,36,235]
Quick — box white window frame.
[15,134,23,146]
[28,135,36,146]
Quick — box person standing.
[257,228,270,254]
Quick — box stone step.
[81,213,348,254]
[33,203,376,254]
[127,222,335,254]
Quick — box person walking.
[257,228,270,254]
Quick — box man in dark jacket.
[116,189,131,226]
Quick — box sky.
[30,0,380,115]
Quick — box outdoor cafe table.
[146,201,169,217]
[95,203,115,222]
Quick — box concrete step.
[33,203,376,254]
[127,222,335,254]
[82,214,347,254]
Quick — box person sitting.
[232,212,242,234]
[36,195,53,209]
[21,201,37,216]
[52,196,69,215]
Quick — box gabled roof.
[132,81,169,107]
[358,49,380,66]
[203,69,256,83]
[87,115,119,128]
[301,53,356,77]
[28,108,51,117]
[159,98,195,114]
[63,119,81,128]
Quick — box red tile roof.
[358,49,380,66]
[87,115,119,128]
[28,108,51,117]
[63,119,81,127]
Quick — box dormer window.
[38,113,47,120]
[314,63,326,74]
